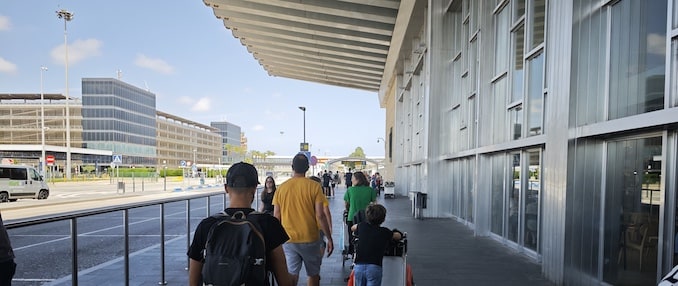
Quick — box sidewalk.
[44,186,554,286]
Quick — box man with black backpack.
[187,162,292,286]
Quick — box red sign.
[310,156,318,166]
[46,155,55,165]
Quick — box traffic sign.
[310,155,318,166]
[180,160,187,167]
[112,155,122,164]
[299,151,311,160]
[46,155,55,165]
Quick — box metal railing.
[5,190,227,286]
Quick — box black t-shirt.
[261,190,275,213]
[187,208,289,263]
[322,173,331,186]
[354,222,394,266]
[345,172,353,187]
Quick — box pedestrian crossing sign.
[112,155,122,164]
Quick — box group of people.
[188,154,401,286]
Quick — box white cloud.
[647,33,666,56]
[252,125,264,131]
[0,57,17,74]
[134,54,175,74]
[0,16,11,31]
[191,97,211,112]
[50,38,102,65]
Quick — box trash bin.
[117,181,125,193]
[414,192,427,219]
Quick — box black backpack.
[202,211,267,286]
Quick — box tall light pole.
[56,9,73,180]
[40,66,48,177]
[298,106,306,149]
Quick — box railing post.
[159,204,167,285]
[124,209,130,286]
[186,199,192,270]
[70,218,78,286]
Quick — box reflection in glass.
[510,106,523,140]
[673,40,678,108]
[512,26,525,103]
[513,0,525,23]
[491,155,505,235]
[508,153,521,243]
[608,1,666,119]
[530,0,546,49]
[603,137,662,285]
[527,53,544,136]
[495,7,510,75]
[524,151,540,251]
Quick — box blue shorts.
[283,239,323,276]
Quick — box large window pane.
[513,0,525,22]
[673,39,678,107]
[529,0,546,49]
[491,154,505,235]
[674,0,678,29]
[603,137,662,285]
[527,53,544,136]
[508,153,521,243]
[493,78,508,144]
[512,25,525,103]
[608,1,667,119]
[495,6,510,75]
[524,151,540,251]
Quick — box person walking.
[187,162,292,286]
[273,154,333,286]
[344,171,376,254]
[0,212,16,286]
[345,168,353,188]
[260,176,277,214]
[350,204,403,286]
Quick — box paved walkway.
[41,185,554,286]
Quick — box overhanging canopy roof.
[202,0,402,92]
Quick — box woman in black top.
[260,176,276,213]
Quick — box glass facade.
[82,78,157,166]
[211,121,242,163]
[396,1,678,285]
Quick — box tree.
[345,147,366,169]
[225,144,247,163]
[349,147,366,158]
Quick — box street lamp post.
[56,9,73,180]
[163,160,167,191]
[40,66,48,177]
[298,106,306,149]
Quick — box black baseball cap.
[226,162,259,188]
[292,153,309,173]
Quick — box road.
[0,179,227,285]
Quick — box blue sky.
[0,1,386,157]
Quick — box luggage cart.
[384,181,395,198]
[346,233,412,286]
[382,233,411,286]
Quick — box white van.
[0,165,50,202]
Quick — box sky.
[0,1,386,157]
